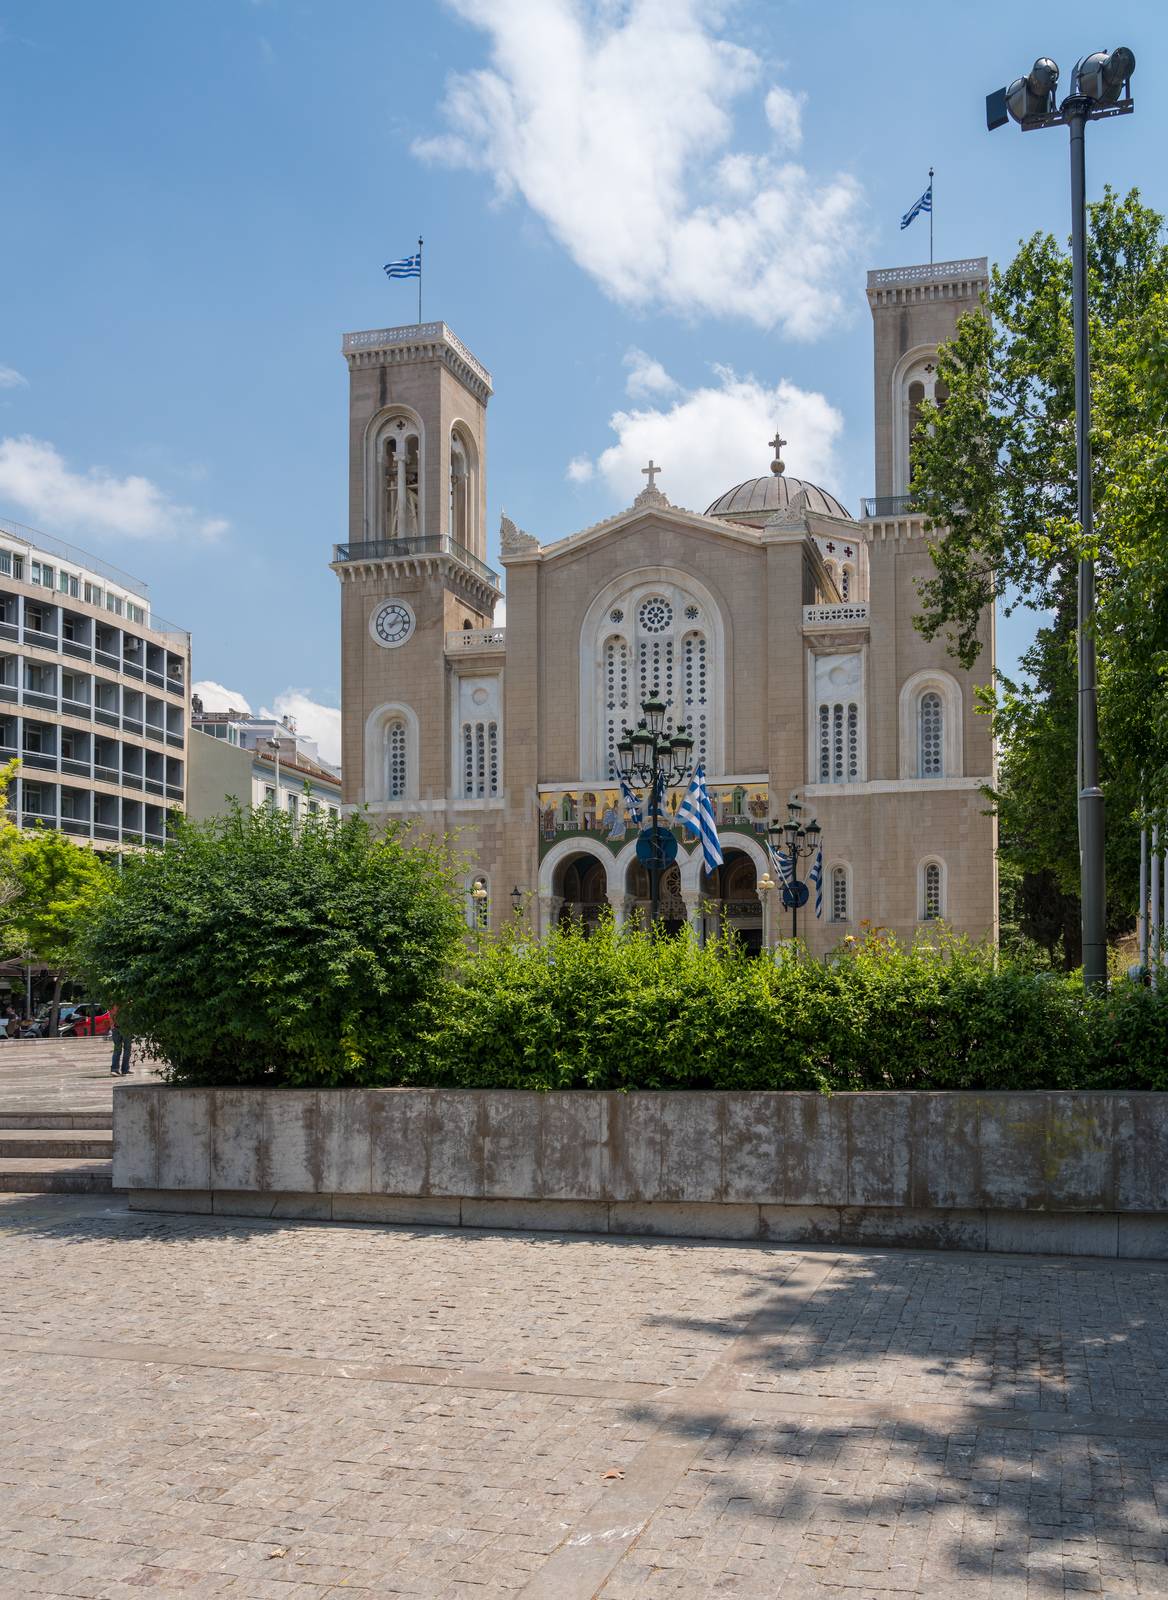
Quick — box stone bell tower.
[333,322,501,812]
[867,257,989,503]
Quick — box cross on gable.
[843,545,853,558]
[825,542,836,554]
[641,459,661,491]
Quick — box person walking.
[109,1006,132,1076]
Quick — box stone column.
[538,894,562,937]
[681,892,704,943]
[394,448,407,538]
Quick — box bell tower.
[333,322,501,811]
[867,258,989,502]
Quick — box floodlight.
[1074,45,1134,103]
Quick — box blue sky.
[1,0,1163,763]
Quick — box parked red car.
[69,1003,113,1036]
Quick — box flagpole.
[417,236,423,322]
[928,167,934,265]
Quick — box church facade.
[333,257,996,953]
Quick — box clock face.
[371,600,414,648]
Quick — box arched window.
[603,636,631,781]
[386,719,407,800]
[818,702,860,783]
[907,381,926,484]
[830,865,850,923]
[840,563,854,601]
[467,877,490,930]
[449,426,478,550]
[371,415,422,541]
[462,721,500,797]
[921,860,944,921]
[919,691,943,778]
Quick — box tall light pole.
[616,699,694,928]
[987,46,1135,990]
[766,800,821,945]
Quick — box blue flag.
[809,845,824,918]
[900,182,932,231]
[384,252,421,279]
[676,765,723,874]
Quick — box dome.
[705,473,851,523]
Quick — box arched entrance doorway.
[626,861,687,937]
[700,848,763,954]
[556,853,609,933]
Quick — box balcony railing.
[802,603,869,628]
[445,627,506,652]
[333,535,500,589]
[861,495,925,519]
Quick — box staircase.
[0,1111,116,1192]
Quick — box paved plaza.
[3,1192,1168,1598]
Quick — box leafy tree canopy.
[910,188,1168,934]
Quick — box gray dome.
[705,473,850,522]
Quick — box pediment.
[503,500,768,568]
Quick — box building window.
[818,703,830,781]
[830,865,849,922]
[921,861,944,921]
[462,720,500,798]
[488,722,499,796]
[467,877,490,930]
[106,593,123,617]
[386,718,407,800]
[84,582,102,606]
[919,691,943,777]
[264,785,276,806]
[603,636,631,781]
[0,551,10,577]
[127,601,145,623]
[463,722,474,797]
[840,564,853,601]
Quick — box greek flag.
[766,838,792,890]
[676,764,723,873]
[384,252,421,279]
[618,774,642,829]
[809,844,824,918]
[900,182,932,231]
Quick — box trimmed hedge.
[413,921,1168,1093]
[79,805,1168,1090]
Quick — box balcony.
[333,535,500,590]
[445,627,506,655]
[802,603,869,629]
[861,495,926,519]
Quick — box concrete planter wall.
[114,1086,1168,1258]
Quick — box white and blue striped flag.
[765,837,792,891]
[809,844,824,918]
[618,774,642,829]
[900,181,932,231]
[676,764,723,874]
[384,251,421,279]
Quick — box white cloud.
[192,680,252,715]
[0,435,229,541]
[493,597,507,626]
[569,361,845,515]
[415,0,863,336]
[264,691,341,769]
[623,347,678,399]
[0,366,28,390]
[764,85,804,151]
[565,454,595,484]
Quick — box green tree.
[77,803,465,1085]
[910,188,1168,932]
[2,826,112,1033]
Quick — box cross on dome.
[768,431,787,476]
[641,459,662,491]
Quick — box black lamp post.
[616,697,694,928]
[766,800,822,944]
[986,45,1135,990]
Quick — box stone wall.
[113,1087,1168,1258]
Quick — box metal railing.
[333,535,500,588]
[860,495,926,519]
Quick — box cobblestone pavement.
[3,1194,1168,1597]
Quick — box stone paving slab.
[0,1039,150,1115]
[3,1192,1168,1597]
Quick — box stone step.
[0,1112,113,1131]
[0,1130,113,1159]
[0,1158,116,1193]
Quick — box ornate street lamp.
[986,46,1136,990]
[766,801,822,945]
[617,697,694,928]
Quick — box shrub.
[418,921,1168,1094]
[77,805,464,1086]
